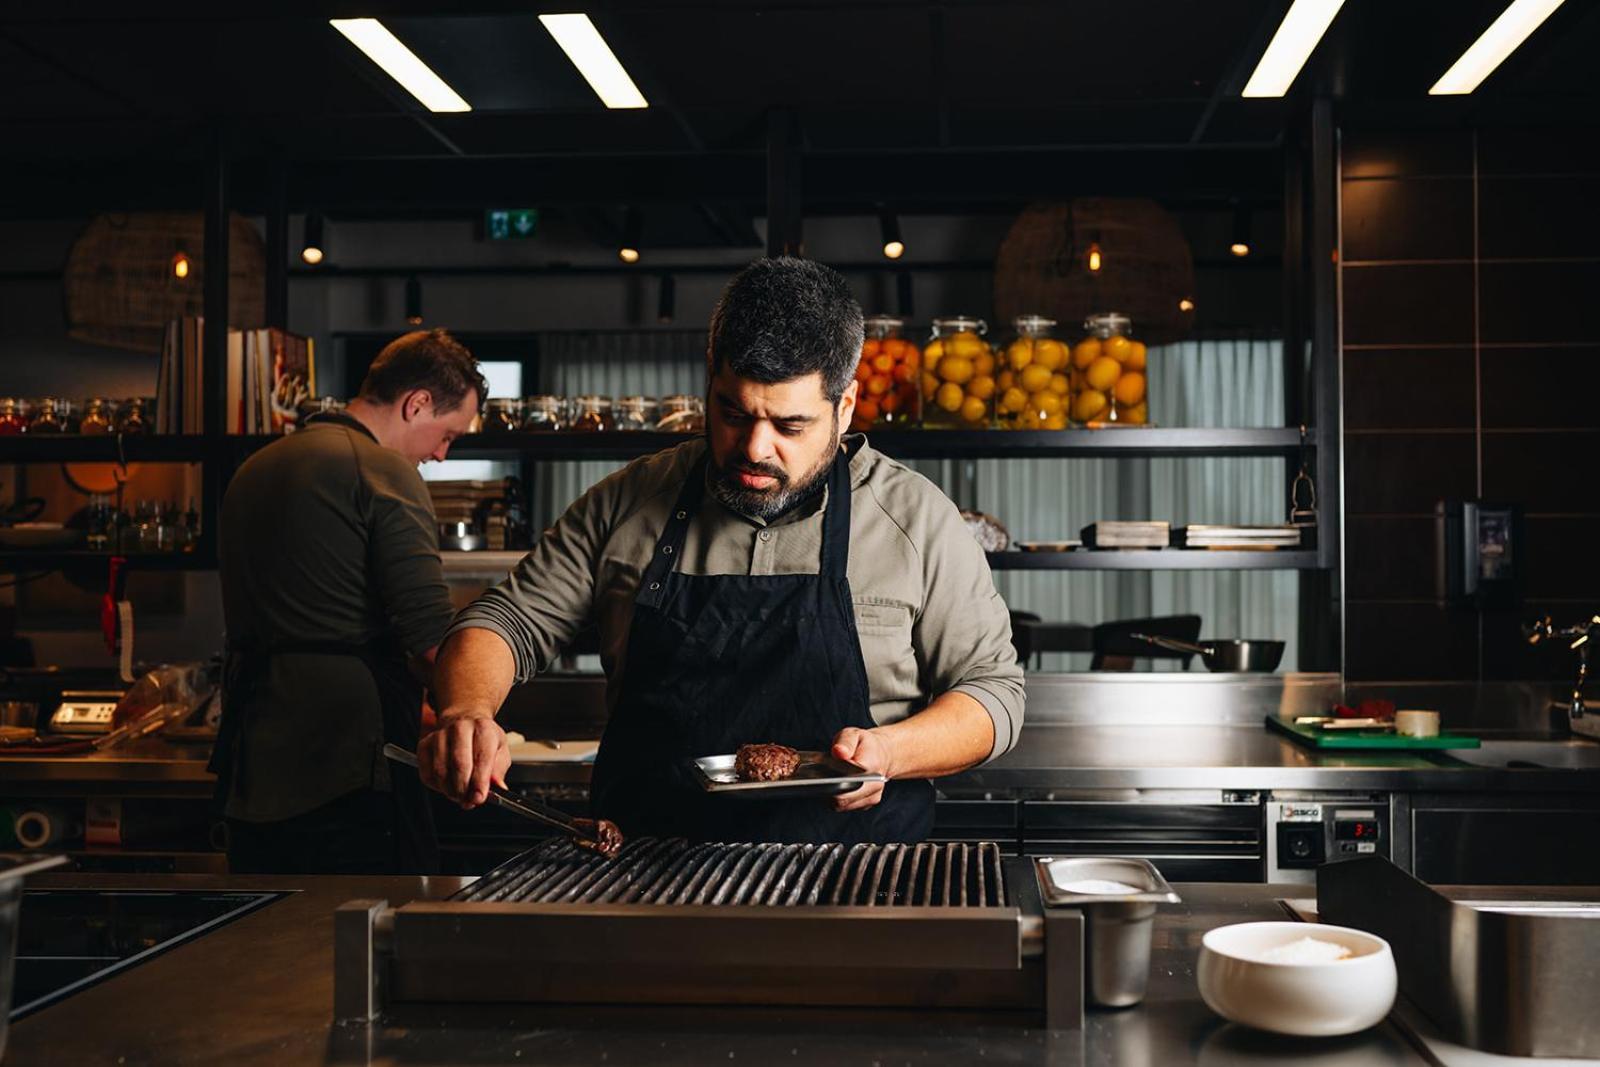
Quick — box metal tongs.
[383,743,622,858]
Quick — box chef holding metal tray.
[419,257,1025,845]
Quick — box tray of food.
[689,744,887,798]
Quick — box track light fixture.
[619,207,642,264]
[879,209,905,260]
[301,212,326,266]
[405,274,423,326]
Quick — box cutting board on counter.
[1266,716,1480,750]
[507,738,600,763]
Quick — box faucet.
[1527,614,1600,726]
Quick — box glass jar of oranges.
[995,316,1072,430]
[922,317,995,429]
[1071,313,1149,426]
[850,316,921,432]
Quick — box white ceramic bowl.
[1197,922,1397,1037]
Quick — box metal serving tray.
[690,752,887,798]
[1033,856,1182,907]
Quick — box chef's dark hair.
[708,257,864,404]
[358,329,488,414]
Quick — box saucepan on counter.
[1130,634,1285,673]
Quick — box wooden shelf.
[988,549,1322,571]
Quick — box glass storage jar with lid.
[921,317,995,429]
[115,397,151,434]
[571,395,614,433]
[656,394,705,434]
[850,315,922,432]
[79,397,114,435]
[27,398,66,433]
[483,397,524,433]
[995,315,1072,430]
[521,395,566,432]
[1072,312,1148,426]
[613,396,655,431]
[0,399,24,435]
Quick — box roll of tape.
[14,806,80,849]
[1395,710,1441,739]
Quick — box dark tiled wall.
[1341,129,1600,682]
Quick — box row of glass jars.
[480,394,706,434]
[0,397,154,435]
[849,314,1150,432]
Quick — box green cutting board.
[1266,715,1480,750]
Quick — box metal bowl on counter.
[438,521,484,552]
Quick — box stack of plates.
[1182,525,1303,549]
[1082,521,1171,549]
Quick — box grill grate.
[454,838,1008,908]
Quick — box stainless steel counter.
[5,871,1430,1066]
[0,737,215,791]
[6,722,1599,797]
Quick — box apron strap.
[635,458,706,610]
[817,444,854,581]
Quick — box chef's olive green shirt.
[218,413,455,821]
[450,436,1025,762]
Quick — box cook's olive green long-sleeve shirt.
[218,413,455,821]
[450,436,1025,761]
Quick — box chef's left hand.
[830,726,894,812]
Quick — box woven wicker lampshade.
[64,211,267,353]
[994,199,1195,345]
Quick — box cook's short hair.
[358,329,487,415]
[708,257,864,403]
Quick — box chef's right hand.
[418,713,510,809]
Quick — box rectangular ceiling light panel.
[330,18,472,113]
[1430,0,1566,95]
[1242,0,1347,98]
[539,13,649,109]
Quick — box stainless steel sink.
[1322,858,1600,1057]
[1443,738,1600,769]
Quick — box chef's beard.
[709,416,839,522]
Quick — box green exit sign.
[485,209,539,240]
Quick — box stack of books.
[158,318,315,434]
[1081,521,1171,549]
[1182,524,1303,550]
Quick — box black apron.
[590,445,935,844]
[208,638,439,873]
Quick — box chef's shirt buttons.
[662,545,673,555]
[759,531,772,542]
[649,581,660,590]
[676,510,687,520]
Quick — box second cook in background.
[423,257,1025,844]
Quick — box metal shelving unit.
[0,426,1325,572]
[988,549,1318,571]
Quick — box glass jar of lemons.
[921,317,995,428]
[1071,313,1149,426]
[995,316,1073,430]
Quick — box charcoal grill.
[336,837,1085,1027]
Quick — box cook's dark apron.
[590,445,935,844]
[208,638,439,873]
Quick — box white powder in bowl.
[1255,936,1354,964]
[1055,878,1143,895]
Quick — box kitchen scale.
[46,691,124,735]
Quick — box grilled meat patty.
[734,743,801,782]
